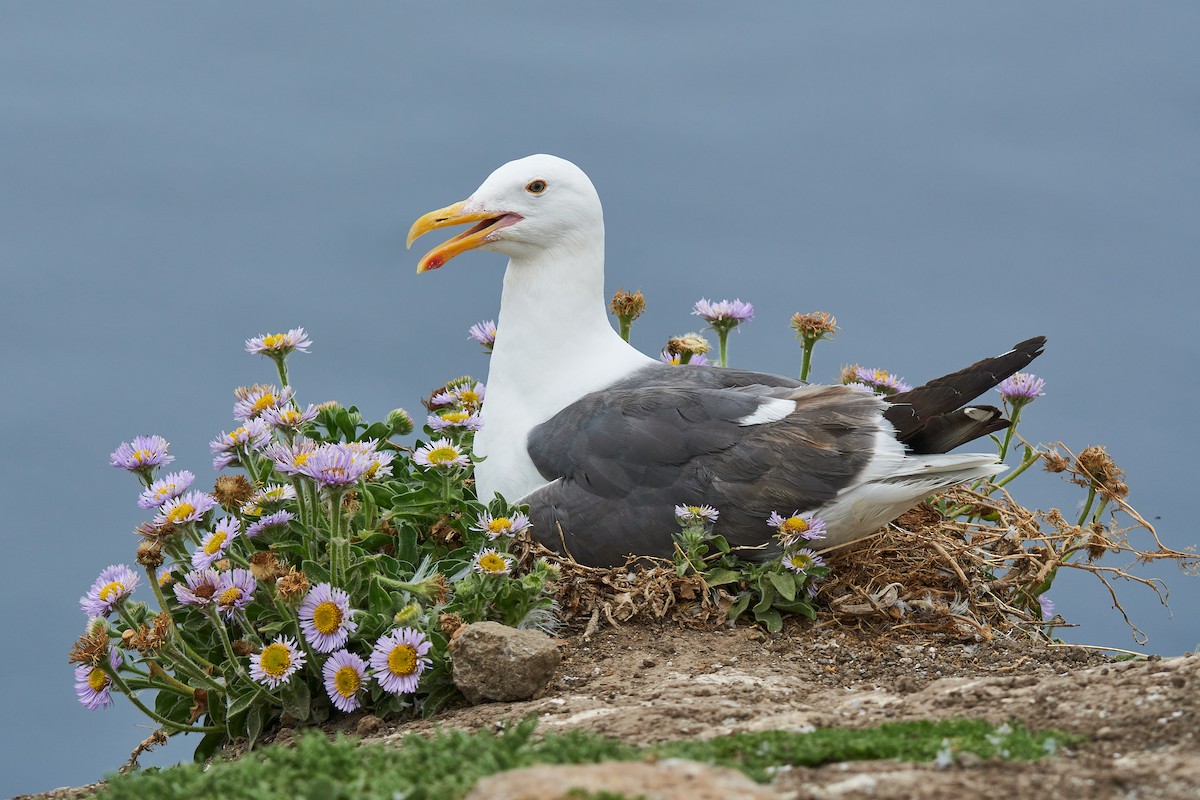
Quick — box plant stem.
[618,317,632,342]
[799,340,815,381]
[998,400,1026,463]
[106,669,221,734]
[205,606,252,684]
[1076,484,1098,527]
[273,355,290,389]
[994,446,1039,489]
[717,330,730,367]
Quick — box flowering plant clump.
[73,329,556,762]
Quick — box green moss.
[96,717,1080,800]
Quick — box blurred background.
[3,3,1197,795]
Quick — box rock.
[355,714,384,737]
[450,621,561,704]
[464,759,776,800]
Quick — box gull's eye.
[525,179,548,194]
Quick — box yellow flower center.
[158,570,173,587]
[459,390,480,405]
[441,411,469,424]
[259,643,293,678]
[487,518,512,534]
[98,581,127,603]
[154,483,176,500]
[334,665,361,698]
[261,333,287,350]
[279,410,301,425]
[426,446,460,465]
[251,394,277,414]
[218,587,243,606]
[312,601,343,635]
[132,449,153,463]
[781,517,809,535]
[203,531,228,555]
[478,553,508,574]
[166,502,196,523]
[228,426,248,442]
[364,461,380,479]
[87,667,110,692]
[788,553,814,570]
[873,370,890,382]
[292,452,311,467]
[387,644,418,677]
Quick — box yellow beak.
[407,200,515,273]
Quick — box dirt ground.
[28,620,1199,799]
[377,620,1199,799]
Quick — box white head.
[407,154,604,271]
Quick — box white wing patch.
[736,398,797,426]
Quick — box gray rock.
[450,621,561,704]
[465,759,777,800]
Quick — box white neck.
[473,232,655,503]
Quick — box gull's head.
[407,154,603,273]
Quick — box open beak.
[407,200,522,273]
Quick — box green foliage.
[80,345,557,759]
[96,718,1079,800]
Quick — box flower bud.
[387,408,415,436]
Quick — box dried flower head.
[1075,445,1128,500]
[276,568,311,603]
[438,612,465,637]
[212,475,254,509]
[69,625,111,667]
[790,311,838,341]
[136,539,164,569]
[247,551,283,583]
[610,288,646,321]
[1042,448,1071,474]
[665,333,712,359]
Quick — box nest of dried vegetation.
[521,443,1197,647]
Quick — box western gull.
[407,154,1045,567]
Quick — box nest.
[521,443,1198,645]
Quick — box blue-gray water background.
[3,3,1197,794]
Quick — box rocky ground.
[26,621,1199,799]
[382,621,1199,799]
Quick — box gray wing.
[524,366,882,566]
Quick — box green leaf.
[363,422,391,440]
[368,577,392,614]
[709,534,731,554]
[281,679,311,722]
[246,705,264,750]
[301,559,330,585]
[768,571,797,602]
[754,607,783,633]
[774,599,817,619]
[226,688,259,719]
[193,730,224,764]
[702,567,742,588]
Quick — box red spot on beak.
[426,255,444,270]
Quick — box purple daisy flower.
[323,650,369,713]
[767,511,827,547]
[427,410,485,432]
[263,437,318,477]
[471,510,532,540]
[467,320,497,353]
[245,327,313,357]
[343,440,395,481]
[370,628,431,695]
[692,298,754,328]
[998,373,1046,403]
[412,438,469,470]
[1039,595,1056,619]
[261,403,319,430]
[233,385,294,422]
[153,490,219,527]
[246,509,295,538]
[297,443,373,487]
[472,548,512,576]
[173,568,221,606]
[781,548,826,573]
[192,517,240,570]
[674,504,720,525]
[109,435,175,472]
[659,349,709,366]
[74,644,122,711]
[432,381,486,409]
[298,582,358,653]
[846,367,913,396]
[137,469,196,510]
[243,483,297,514]
[249,636,306,689]
[210,418,273,471]
[215,569,256,619]
[80,564,140,617]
